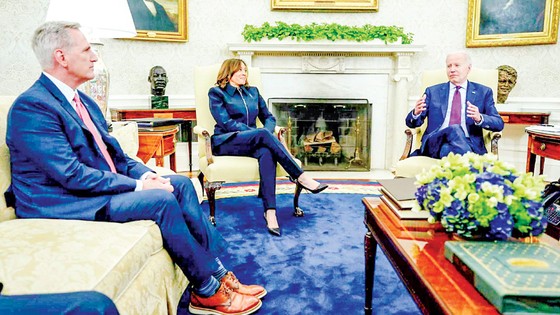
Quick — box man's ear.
[54,49,67,67]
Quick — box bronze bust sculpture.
[148,65,168,96]
[148,66,169,109]
[496,65,517,104]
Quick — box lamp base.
[81,42,110,120]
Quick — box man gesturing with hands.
[406,51,504,158]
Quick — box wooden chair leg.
[293,184,304,217]
[197,172,205,196]
[204,181,223,225]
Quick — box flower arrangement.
[242,22,414,44]
[413,153,547,241]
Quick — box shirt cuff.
[140,172,153,180]
[136,172,155,191]
[475,115,484,126]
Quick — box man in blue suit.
[405,51,504,158]
[6,21,263,315]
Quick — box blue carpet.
[184,181,421,315]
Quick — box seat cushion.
[0,218,163,299]
[393,156,439,178]
[199,155,301,183]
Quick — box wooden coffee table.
[363,197,500,314]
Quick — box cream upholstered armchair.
[193,64,304,225]
[393,68,502,178]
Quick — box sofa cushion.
[0,144,15,222]
[0,218,163,298]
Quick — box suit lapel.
[466,81,479,105]
[437,83,450,119]
[38,74,88,130]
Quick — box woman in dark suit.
[209,58,328,236]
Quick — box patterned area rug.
[211,178,382,199]
[184,179,421,315]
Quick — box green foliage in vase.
[242,22,414,44]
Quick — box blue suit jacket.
[6,74,153,220]
[405,81,504,155]
[208,83,276,147]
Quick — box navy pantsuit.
[209,83,304,210]
[405,81,504,158]
[6,74,227,290]
[212,129,302,209]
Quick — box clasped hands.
[414,94,482,123]
[142,173,174,192]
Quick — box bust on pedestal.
[497,65,517,104]
[149,65,169,109]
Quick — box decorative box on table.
[444,241,560,314]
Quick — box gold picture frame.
[466,0,560,47]
[271,0,378,12]
[127,0,188,42]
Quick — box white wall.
[1,0,559,178]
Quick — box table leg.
[187,121,192,173]
[156,157,164,167]
[170,152,176,172]
[526,137,536,173]
[364,230,377,315]
[539,157,545,175]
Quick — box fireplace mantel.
[228,41,424,56]
[228,42,424,170]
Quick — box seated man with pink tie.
[6,21,263,315]
[405,51,504,158]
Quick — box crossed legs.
[213,129,326,234]
[423,125,475,159]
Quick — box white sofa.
[0,96,192,314]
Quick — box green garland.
[242,22,414,44]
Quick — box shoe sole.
[188,299,262,315]
[255,289,267,299]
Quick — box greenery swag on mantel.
[242,22,414,44]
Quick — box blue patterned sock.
[194,276,220,297]
[212,257,228,281]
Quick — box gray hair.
[446,51,472,66]
[32,21,81,70]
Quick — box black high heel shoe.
[296,180,329,194]
[263,211,281,236]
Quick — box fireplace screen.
[269,98,371,171]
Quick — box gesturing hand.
[466,101,482,123]
[413,94,427,116]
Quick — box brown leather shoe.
[189,283,262,315]
[221,272,267,299]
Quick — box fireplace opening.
[269,98,371,171]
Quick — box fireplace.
[270,98,371,171]
[229,42,423,170]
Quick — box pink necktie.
[449,85,462,125]
[74,94,117,173]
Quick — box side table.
[525,128,560,174]
[137,126,179,172]
[111,108,196,172]
[499,111,550,125]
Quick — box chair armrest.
[193,126,214,165]
[399,129,416,161]
[490,131,501,156]
[275,126,289,152]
